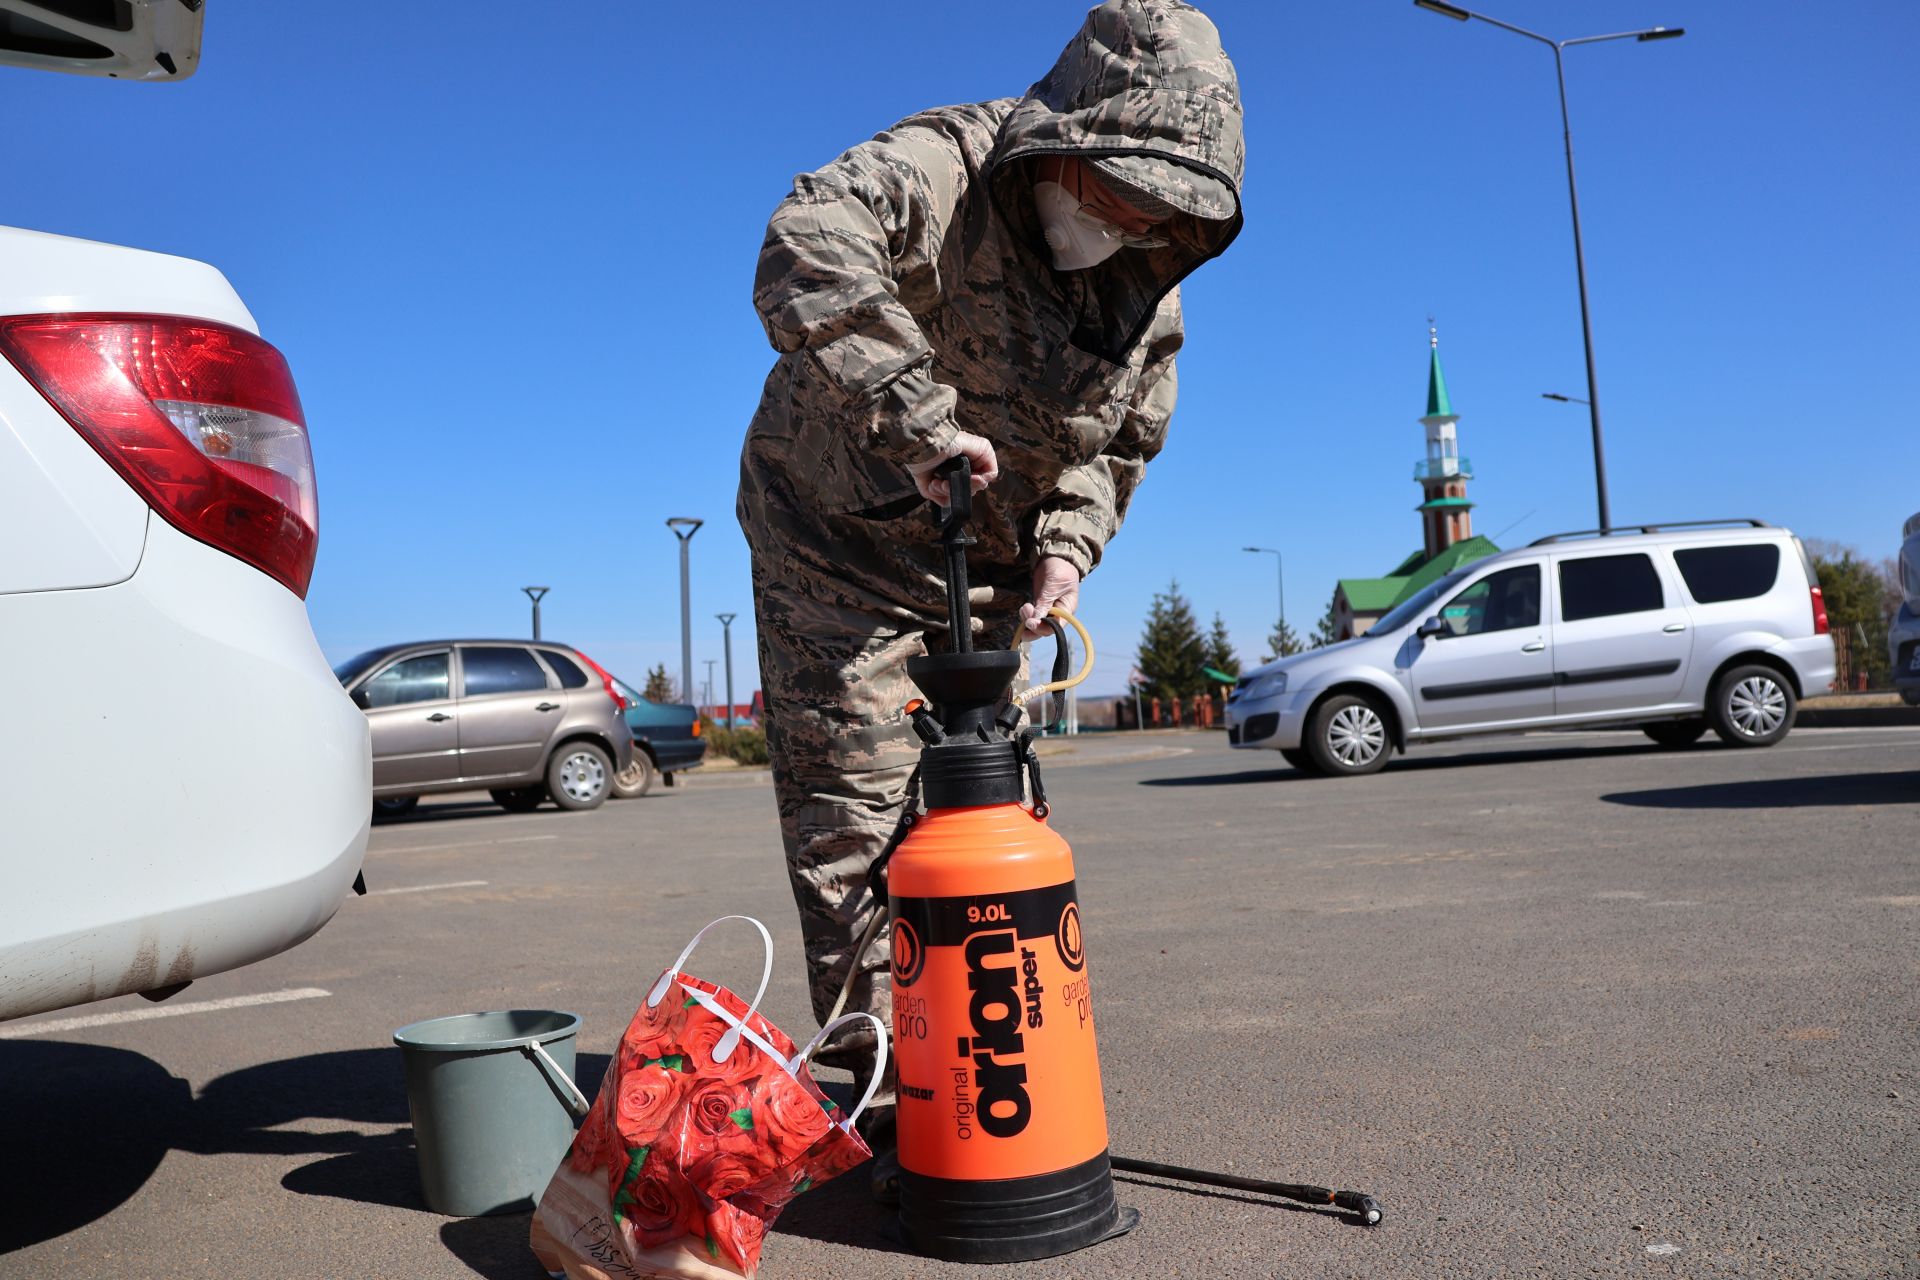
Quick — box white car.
[0,8,369,1022]
[1891,511,1920,707]
[1228,521,1838,776]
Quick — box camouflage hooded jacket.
[745,0,1244,584]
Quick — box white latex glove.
[906,431,999,505]
[1020,556,1082,637]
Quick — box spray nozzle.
[905,699,946,746]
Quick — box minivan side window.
[461,646,551,697]
[1559,554,1665,622]
[1440,565,1541,637]
[1672,544,1781,604]
[540,651,592,689]
[358,652,450,708]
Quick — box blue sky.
[5,1,1914,700]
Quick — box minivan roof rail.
[1529,519,1771,547]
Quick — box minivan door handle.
[426,712,453,722]
[1663,623,1687,633]
[535,702,560,712]
[1520,640,1545,653]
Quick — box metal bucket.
[392,1009,587,1216]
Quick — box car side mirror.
[350,688,371,710]
[1417,616,1448,641]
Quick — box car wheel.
[1642,718,1707,748]
[611,750,656,799]
[490,786,545,814]
[1279,747,1319,773]
[372,795,418,818]
[1707,665,1796,747]
[547,742,613,811]
[1305,694,1392,777]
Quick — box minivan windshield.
[1369,569,1471,636]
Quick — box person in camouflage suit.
[735,0,1245,1175]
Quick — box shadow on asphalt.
[0,1040,614,1259]
[1602,770,1920,810]
[1139,740,1671,786]
[0,1040,193,1252]
[440,1211,543,1279]
[373,795,671,829]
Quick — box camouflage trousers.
[738,456,1028,1104]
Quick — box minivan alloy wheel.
[1727,675,1787,738]
[1328,704,1386,767]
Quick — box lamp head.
[1413,0,1473,20]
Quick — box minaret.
[1414,323,1474,558]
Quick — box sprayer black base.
[897,1150,1141,1264]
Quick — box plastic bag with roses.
[530,917,885,1280]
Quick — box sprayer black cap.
[908,649,1025,807]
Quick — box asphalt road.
[4,727,1916,1279]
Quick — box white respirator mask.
[1033,180,1128,271]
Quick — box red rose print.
[707,1201,769,1270]
[615,1064,685,1149]
[620,1149,702,1250]
[754,1076,835,1164]
[687,1145,760,1201]
[680,1004,761,1084]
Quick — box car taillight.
[572,650,630,712]
[1810,586,1829,636]
[691,718,703,737]
[0,314,317,597]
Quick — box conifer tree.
[1136,579,1209,700]
[642,663,678,703]
[1309,594,1342,649]
[1265,617,1305,662]
[1205,613,1241,678]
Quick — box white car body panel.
[0,227,368,1022]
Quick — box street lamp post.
[716,612,737,729]
[521,585,550,640]
[1242,546,1285,649]
[665,518,703,704]
[703,660,717,719]
[1414,0,1684,533]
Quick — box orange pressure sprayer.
[885,458,1137,1263]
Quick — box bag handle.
[646,915,774,1064]
[792,1012,891,1133]
[524,1040,591,1119]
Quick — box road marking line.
[0,987,331,1039]
[374,835,557,855]
[368,880,489,897]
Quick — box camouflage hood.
[987,0,1244,359]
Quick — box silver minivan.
[1227,521,1838,776]
[333,640,635,813]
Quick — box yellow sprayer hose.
[1013,607,1095,706]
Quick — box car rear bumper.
[0,517,369,1022]
[645,741,706,772]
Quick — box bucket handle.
[646,915,775,1064]
[792,1012,891,1134]
[523,1039,591,1119]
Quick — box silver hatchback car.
[333,640,635,813]
[1228,521,1838,776]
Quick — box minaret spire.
[1415,320,1472,558]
